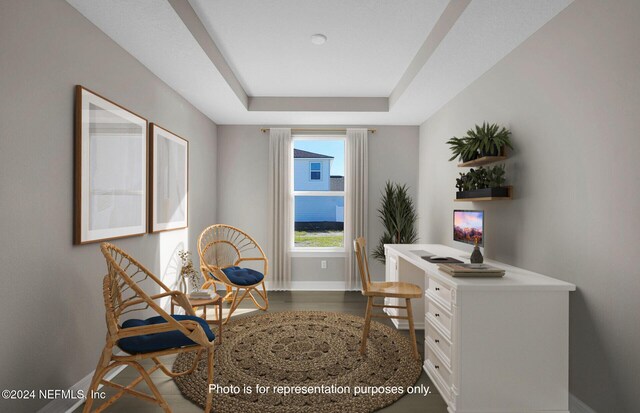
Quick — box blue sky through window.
[294,140,344,176]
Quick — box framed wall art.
[74,85,148,244]
[149,123,188,233]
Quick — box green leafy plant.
[372,181,418,264]
[456,165,507,191]
[467,122,513,156]
[446,136,481,162]
[470,168,488,190]
[486,164,506,188]
[446,136,464,161]
[447,122,513,162]
[455,173,467,192]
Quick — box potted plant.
[372,181,418,264]
[447,122,513,162]
[455,165,509,199]
[467,122,513,157]
[446,136,477,162]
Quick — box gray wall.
[217,125,419,285]
[417,0,640,411]
[0,1,218,411]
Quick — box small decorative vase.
[470,239,483,264]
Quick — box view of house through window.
[293,139,345,248]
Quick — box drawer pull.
[435,339,440,343]
[435,287,440,291]
[435,313,440,317]
[435,365,440,369]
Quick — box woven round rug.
[172,311,422,413]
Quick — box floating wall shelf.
[454,186,512,202]
[457,155,507,167]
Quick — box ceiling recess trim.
[389,0,471,108]
[167,0,557,118]
[249,96,388,112]
[167,0,249,109]
[168,0,467,114]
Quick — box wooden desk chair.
[198,224,269,324]
[83,243,216,413]
[354,237,422,360]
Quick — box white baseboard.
[390,318,425,330]
[384,307,425,330]
[270,281,358,291]
[569,393,597,413]
[38,356,127,413]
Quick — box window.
[309,162,321,180]
[292,138,346,250]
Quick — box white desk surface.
[385,244,576,292]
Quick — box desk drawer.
[427,277,453,309]
[426,298,452,338]
[425,318,452,365]
[425,341,452,403]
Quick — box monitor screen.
[453,210,484,246]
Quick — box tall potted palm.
[372,181,418,264]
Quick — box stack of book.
[438,263,505,277]
[189,289,218,300]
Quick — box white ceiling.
[189,0,447,97]
[66,0,572,125]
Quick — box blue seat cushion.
[118,315,215,354]
[217,266,265,286]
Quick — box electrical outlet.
[321,260,327,269]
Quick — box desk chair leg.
[405,298,419,360]
[360,296,373,355]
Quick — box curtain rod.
[260,127,376,134]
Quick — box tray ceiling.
[66,0,572,125]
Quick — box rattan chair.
[83,243,216,413]
[198,224,269,324]
[354,237,422,360]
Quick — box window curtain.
[268,128,292,290]
[345,128,368,291]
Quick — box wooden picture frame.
[74,85,148,244]
[149,123,189,233]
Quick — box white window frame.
[291,135,347,255]
[309,162,322,181]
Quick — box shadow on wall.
[569,289,621,411]
[158,229,189,311]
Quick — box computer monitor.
[453,210,484,247]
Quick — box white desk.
[384,244,575,413]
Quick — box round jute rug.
[172,311,422,413]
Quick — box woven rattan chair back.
[199,225,265,274]
[82,243,216,413]
[198,224,269,323]
[102,243,170,336]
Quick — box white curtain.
[345,128,369,291]
[268,128,292,290]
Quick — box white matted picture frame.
[74,85,148,245]
[149,123,189,233]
